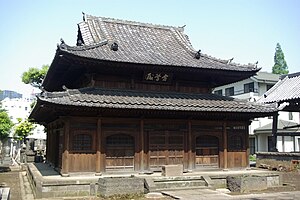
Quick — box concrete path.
[162,189,300,200]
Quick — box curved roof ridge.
[200,52,256,69]
[58,39,108,51]
[85,14,183,31]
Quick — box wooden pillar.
[46,125,50,163]
[246,122,250,167]
[272,112,279,152]
[223,121,228,169]
[140,119,144,171]
[188,120,193,170]
[61,118,70,176]
[95,118,102,175]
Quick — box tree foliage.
[14,119,36,140]
[0,111,13,141]
[21,65,49,88]
[272,43,289,75]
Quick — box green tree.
[272,43,289,75]
[14,119,36,140]
[0,111,13,141]
[21,65,49,88]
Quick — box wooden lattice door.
[195,135,219,168]
[149,131,184,171]
[106,134,135,170]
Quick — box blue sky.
[0,0,299,96]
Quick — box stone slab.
[162,165,183,176]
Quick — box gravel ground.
[0,167,22,200]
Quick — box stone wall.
[26,163,99,198]
[98,176,144,197]
[256,152,300,171]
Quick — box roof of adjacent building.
[251,71,279,84]
[35,87,276,113]
[57,14,258,72]
[259,72,300,104]
[254,119,300,134]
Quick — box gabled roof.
[61,14,258,72]
[254,119,300,135]
[251,71,279,84]
[33,87,276,114]
[42,14,261,91]
[259,72,300,104]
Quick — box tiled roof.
[259,72,300,103]
[37,87,276,113]
[251,71,279,83]
[254,119,300,134]
[57,15,258,72]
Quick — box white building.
[213,71,300,153]
[1,97,46,141]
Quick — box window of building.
[225,87,234,96]
[244,82,254,93]
[25,107,28,111]
[267,136,273,151]
[106,134,134,147]
[72,133,93,151]
[228,135,243,151]
[289,112,293,120]
[249,138,256,155]
[214,89,222,96]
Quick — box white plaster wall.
[1,97,46,140]
[257,134,269,152]
[283,136,294,152]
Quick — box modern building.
[258,72,300,152]
[30,14,276,175]
[1,97,46,159]
[0,90,22,101]
[213,71,300,154]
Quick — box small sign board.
[143,72,172,84]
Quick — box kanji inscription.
[144,72,172,84]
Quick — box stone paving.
[3,162,300,200]
[162,189,300,200]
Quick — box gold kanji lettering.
[161,74,169,81]
[146,73,154,80]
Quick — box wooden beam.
[188,120,193,170]
[272,112,279,152]
[95,117,102,175]
[61,118,70,176]
[223,121,228,169]
[246,122,250,167]
[140,118,144,171]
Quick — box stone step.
[145,177,209,192]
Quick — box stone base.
[162,165,183,176]
[227,175,267,193]
[98,176,144,197]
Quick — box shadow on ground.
[0,166,11,173]
[33,163,60,176]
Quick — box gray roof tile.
[259,72,300,103]
[38,87,277,113]
[58,15,258,72]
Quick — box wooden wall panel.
[68,153,96,172]
[227,152,247,168]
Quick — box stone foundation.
[162,165,183,176]
[227,174,282,193]
[98,176,144,197]
[256,152,300,171]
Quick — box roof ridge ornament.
[255,61,258,69]
[227,58,234,65]
[110,42,118,51]
[195,50,201,59]
[82,12,85,21]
